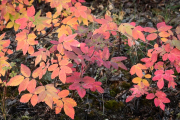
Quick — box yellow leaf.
[14,23,20,31]
[6,22,14,28]
[161,37,168,42]
[144,74,151,78]
[132,77,141,84]
[7,75,24,86]
[142,79,149,87]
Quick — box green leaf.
[35,10,41,20]
[29,17,34,22]
[9,14,14,21]
[172,40,180,50]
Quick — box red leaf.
[154,98,160,107]
[50,40,59,44]
[144,27,157,33]
[83,76,95,83]
[102,47,110,60]
[15,18,28,29]
[64,51,78,59]
[27,6,35,17]
[69,83,81,90]
[158,25,172,32]
[157,78,164,89]
[111,57,127,70]
[157,22,165,29]
[159,103,165,110]
[77,87,86,98]
[146,33,157,41]
[80,43,88,54]
[146,93,155,99]
[126,95,134,102]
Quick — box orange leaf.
[176,26,180,35]
[54,98,63,108]
[18,78,29,94]
[34,86,45,94]
[7,75,24,86]
[32,67,42,78]
[51,67,59,79]
[7,49,13,54]
[41,52,47,62]
[21,64,31,77]
[28,46,34,54]
[44,94,53,109]
[58,90,69,98]
[59,59,69,66]
[20,93,32,103]
[132,26,145,41]
[38,91,47,102]
[45,84,58,93]
[159,31,170,38]
[55,107,62,114]
[59,70,66,84]
[61,66,72,74]
[27,79,36,93]
[144,27,157,33]
[130,64,147,78]
[48,64,58,71]
[46,90,59,99]
[31,94,38,106]
[142,79,149,86]
[35,55,42,66]
[63,103,75,119]
[62,98,77,107]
